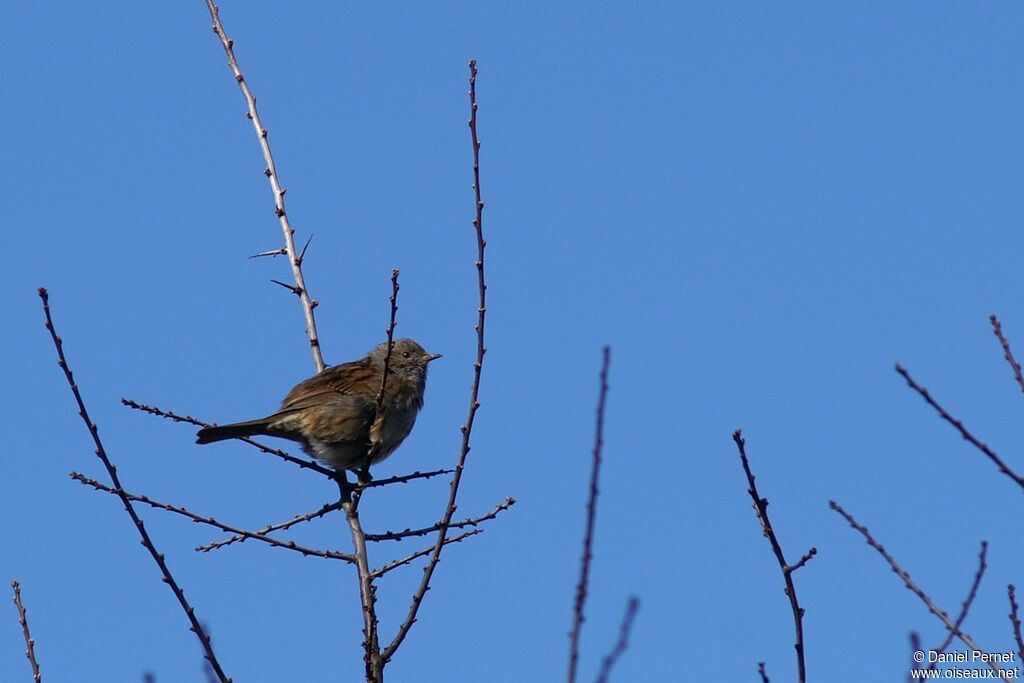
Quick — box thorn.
[249,247,287,259]
[271,279,301,295]
[298,234,314,262]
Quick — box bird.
[196,339,441,474]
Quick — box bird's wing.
[279,357,379,411]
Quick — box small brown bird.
[196,339,441,473]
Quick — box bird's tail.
[196,418,273,445]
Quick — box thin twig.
[38,289,231,682]
[758,662,770,683]
[341,270,402,678]
[71,472,354,563]
[197,501,345,552]
[11,581,41,683]
[595,596,639,683]
[370,530,483,579]
[567,346,611,683]
[366,497,515,542]
[375,269,401,409]
[121,398,336,478]
[382,58,490,665]
[907,632,922,683]
[355,468,455,489]
[830,500,1000,672]
[927,541,988,670]
[204,0,324,372]
[1009,585,1024,663]
[733,430,815,683]
[895,364,1024,491]
[990,315,1024,395]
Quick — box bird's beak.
[424,353,443,363]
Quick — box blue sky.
[3,2,1024,681]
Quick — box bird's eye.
[403,351,411,358]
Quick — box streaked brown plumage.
[196,339,441,472]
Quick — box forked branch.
[732,430,816,683]
[830,500,1000,672]
[927,541,988,670]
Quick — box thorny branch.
[204,0,324,373]
[38,288,231,682]
[732,430,816,683]
[200,12,508,681]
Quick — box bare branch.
[895,364,1024,491]
[928,541,988,670]
[71,472,354,563]
[370,530,483,579]
[595,596,639,683]
[355,468,455,489]
[907,632,922,683]
[375,269,401,409]
[382,58,490,665]
[758,661,770,683]
[1009,585,1024,663]
[732,430,815,683]
[11,581,41,682]
[38,288,231,682]
[790,548,818,573]
[121,398,336,478]
[567,346,611,683]
[990,315,1024,395]
[197,501,345,552]
[340,497,382,680]
[366,497,515,542]
[204,0,324,373]
[830,500,1000,671]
